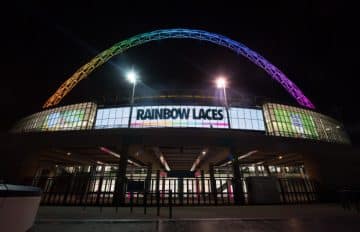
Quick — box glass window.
[229,108,265,131]
[262,103,350,144]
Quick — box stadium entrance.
[2,28,358,207]
[29,141,319,206]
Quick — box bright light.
[216,77,227,88]
[100,146,120,158]
[238,150,258,160]
[126,70,137,84]
[278,155,283,160]
[202,150,206,156]
[66,152,71,156]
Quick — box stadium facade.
[1,29,359,206]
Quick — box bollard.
[157,190,160,216]
[169,190,173,218]
[130,191,134,213]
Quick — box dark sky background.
[1,1,359,144]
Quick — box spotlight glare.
[126,70,137,84]
[216,77,227,88]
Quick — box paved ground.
[33,204,360,231]
[34,218,360,232]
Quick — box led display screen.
[11,102,97,132]
[95,107,130,129]
[130,105,229,128]
[44,109,86,129]
[263,103,350,144]
[12,102,350,144]
[273,108,319,139]
[229,108,265,131]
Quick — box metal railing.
[338,189,360,213]
[32,174,319,206]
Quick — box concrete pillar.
[155,170,160,193]
[201,170,206,202]
[96,166,105,205]
[254,165,259,176]
[209,163,218,205]
[178,178,184,205]
[145,163,152,193]
[231,148,245,205]
[113,144,129,206]
[264,165,272,176]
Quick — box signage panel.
[131,105,229,128]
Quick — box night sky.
[1,2,359,144]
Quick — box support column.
[264,165,272,176]
[231,148,245,205]
[201,170,206,202]
[155,170,160,193]
[178,178,184,205]
[254,165,259,176]
[209,163,217,205]
[145,163,152,193]
[113,144,129,206]
[96,166,105,205]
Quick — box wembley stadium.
[1,29,358,206]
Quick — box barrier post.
[157,190,160,216]
[144,190,147,215]
[130,191,133,213]
[169,190,173,218]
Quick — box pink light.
[99,146,120,158]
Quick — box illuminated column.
[231,148,245,205]
[113,144,129,206]
[209,163,218,205]
[96,166,105,205]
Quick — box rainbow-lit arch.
[44,28,315,109]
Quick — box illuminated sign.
[94,105,265,130]
[131,106,229,128]
[136,107,224,120]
